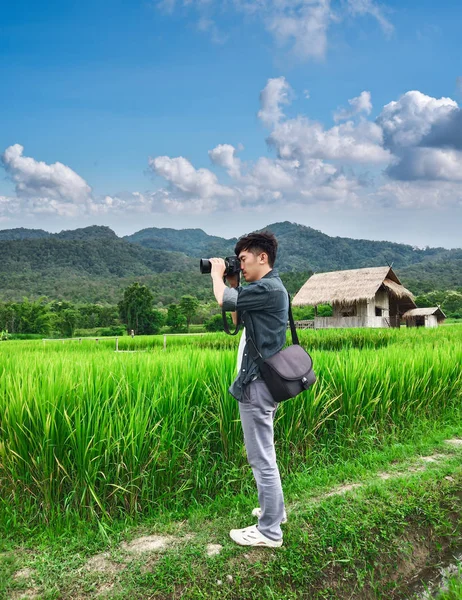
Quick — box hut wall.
[355,300,371,318]
[426,315,438,328]
[374,290,390,317]
[314,316,388,329]
[332,302,357,318]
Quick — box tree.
[49,300,79,337]
[118,283,155,335]
[59,308,79,337]
[147,309,165,335]
[179,295,200,331]
[0,303,18,333]
[317,304,333,317]
[17,298,53,335]
[166,304,187,333]
[204,313,233,332]
[442,291,462,318]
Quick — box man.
[209,231,289,548]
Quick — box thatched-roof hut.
[293,266,416,329]
[402,307,446,328]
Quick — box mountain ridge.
[0,221,460,303]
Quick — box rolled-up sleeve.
[222,287,239,311]
[223,282,275,313]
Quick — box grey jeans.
[239,379,285,541]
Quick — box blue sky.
[1,0,461,247]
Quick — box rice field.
[0,326,461,521]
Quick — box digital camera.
[200,256,240,276]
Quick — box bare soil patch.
[9,589,40,600]
[206,543,223,557]
[84,552,122,575]
[325,483,363,497]
[120,533,192,554]
[445,438,462,447]
[12,568,35,581]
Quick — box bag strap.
[246,292,299,365]
[288,297,300,345]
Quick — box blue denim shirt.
[222,269,289,401]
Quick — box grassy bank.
[1,418,461,599]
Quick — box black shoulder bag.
[246,296,316,403]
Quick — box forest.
[1,222,460,336]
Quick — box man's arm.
[210,260,240,324]
[210,258,227,306]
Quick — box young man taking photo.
[209,231,289,548]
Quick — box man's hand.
[209,258,226,280]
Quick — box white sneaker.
[252,507,288,524]
[229,525,282,547]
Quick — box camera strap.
[222,310,242,336]
[221,272,242,336]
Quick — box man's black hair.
[234,231,278,268]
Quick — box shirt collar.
[262,268,278,279]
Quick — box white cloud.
[268,116,390,164]
[0,144,102,218]
[377,90,462,182]
[258,82,388,165]
[149,155,234,198]
[0,195,20,220]
[346,0,394,36]
[376,180,462,209]
[208,144,242,177]
[377,91,458,150]
[421,107,462,151]
[196,17,228,44]
[4,79,462,224]
[266,0,332,61]
[257,77,291,128]
[387,148,462,182]
[334,90,372,122]
[147,79,462,214]
[2,144,92,204]
[155,0,394,61]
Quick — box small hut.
[293,266,416,329]
[402,307,446,328]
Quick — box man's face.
[238,249,266,282]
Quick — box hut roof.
[402,307,446,320]
[292,266,416,307]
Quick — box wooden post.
[163,335,167,351]
[115,337,119,352]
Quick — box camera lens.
[200,259,212,274]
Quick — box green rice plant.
[0,325,460,521]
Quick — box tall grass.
[0,326,461,521]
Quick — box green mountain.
[0,222,460,304]
[262,222,453,271]
[124,227,236,257]
[0,226,196,303]
[0,227,50,241]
